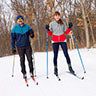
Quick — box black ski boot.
[30,72,34,78]
[68,63,75,74]
[23,74,27,79]
[69,66,75,74]
[54,66,58,76]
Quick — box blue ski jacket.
[11,24,34,48]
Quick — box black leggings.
[53,42,71,66]
[17,45,33,74]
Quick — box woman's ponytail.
[54,11,63,25]
[57,19,63,25]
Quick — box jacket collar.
[17,23,25,27]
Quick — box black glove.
[30,34,34,38]
[29,29,34,38]
[69,22,73,29]
[12,48,16,54]
[45,25,49,31]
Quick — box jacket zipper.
[58,36,60,42]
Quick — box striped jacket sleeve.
[48,23,53,36]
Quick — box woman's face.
[54,15,60,21]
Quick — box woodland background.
[0,0,96,57]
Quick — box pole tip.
[12,75,14,77]
[82,77,84,80]
[84,71,86,73]
[36,82,38,85]
[47,77,49,79]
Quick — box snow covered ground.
[0,48,96,96]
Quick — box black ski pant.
[52,42,71,67]
[17,45,33,74]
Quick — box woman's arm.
[46,22,53,36]
[48,30,52,36]
[64,22,72,35]
[64,28,71,35]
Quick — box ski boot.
[30,72,34,78]
[54,66,58,76]
[23,74,27,79]
[69,66,75,74]
[68,63,75,74]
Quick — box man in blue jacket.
[11,15,34,79]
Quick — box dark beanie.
[16,15,24,21]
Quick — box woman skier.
[46,11,75,76]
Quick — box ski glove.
[29,29,34,38]
[45,25,49,31]
[30,34,34,38]
[69,31,73,39]
[12,48,16,54]
[69,22,73,29]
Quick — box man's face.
[17,18,24,25]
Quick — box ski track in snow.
[0,48,96,96]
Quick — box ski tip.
[26,84,29,87]
[47,77,49,79]
[81,77,84,80]
[84,71,86,73]
[36,82,38,85]
[58,78,61,81]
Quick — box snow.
[0,48,96,96]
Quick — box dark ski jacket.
[11,24,34,48]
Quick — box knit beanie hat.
[16,15,24,21]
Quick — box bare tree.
[79,0,90,48]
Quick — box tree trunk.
[88,17,95,44]
[31,0,41,51]
[95,0,96,7]
[80,0,90,48]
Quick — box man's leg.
[25,45,34,76]
[17,47,26,77]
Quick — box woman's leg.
[60,42,71,64]
[60,42,75,74]
[52,43,59,75]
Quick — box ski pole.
[72,30,86,73]
[46,29,49,78]
[12,55,15,77]
[32,46,36,77]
